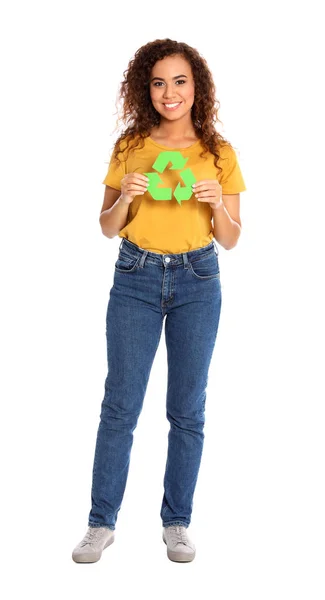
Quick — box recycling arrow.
[144,172,172,200]
[152,151,188,172]
[174,168,197,205]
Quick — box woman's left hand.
[192,179,223,209]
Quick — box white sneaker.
[72,526,115,563]
[163,525,196,562]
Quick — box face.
[149,54,195,121]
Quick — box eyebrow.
[150,74,188,82]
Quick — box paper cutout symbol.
[144,151,197,205]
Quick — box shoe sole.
[72,535,115,563]
[163,535,196,562]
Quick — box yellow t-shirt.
[102,135,246,254]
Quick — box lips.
[163,102,182,111]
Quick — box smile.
[163,102,182,111]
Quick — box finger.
[192,180,210,187]
[197,197,217,201]
[125,176,149,187]
[197,196,218,201]
[128,174,150,185]
[193,188,212,195]
[193,181,218,191]
[195,190,218,197]
[125,185,148,192]
[123,183,148,193]
[193,186,212,194]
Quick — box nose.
[163,85,177,100]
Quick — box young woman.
[72,38,246,564]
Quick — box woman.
[72,38,246,564]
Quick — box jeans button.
[165,257,171,263]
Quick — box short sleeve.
[219,145,247,194]
[102,145,127,190]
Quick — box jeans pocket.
[188,252,220,280]
[114,251,140,273]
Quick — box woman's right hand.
[120,173,149,205]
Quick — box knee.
[166,409,205,432]
[100,398,141,431]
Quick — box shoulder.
[217,142,238,162]
[113,134,132,155]
[113,133,146,159]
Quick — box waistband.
[119,237,219,267]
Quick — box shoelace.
[168,525,189,546]
[81,528,105,547]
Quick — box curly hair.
[109,38,235,177]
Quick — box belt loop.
[182,252,189,269]
[213,238,219,255]
[119,238,124,251]
[139,250,148,268]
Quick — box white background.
[1,0,324,598]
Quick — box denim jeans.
[88,237,222,530]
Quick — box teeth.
[165,103,180,107]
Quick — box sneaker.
[72,526,115,563]
[163,525,196,562]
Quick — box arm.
[212,193,242,250]
[99,186,129,238]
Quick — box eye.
[152,80,186,87]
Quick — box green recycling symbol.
[144,151,196,205]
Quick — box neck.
[153,114,196,139]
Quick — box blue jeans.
[88,237,222,530]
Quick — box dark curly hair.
[109,38,235,177]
